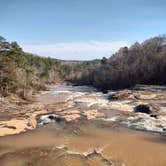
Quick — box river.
[0,84,166,166]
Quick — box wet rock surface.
[134,104,157,114]
[106,85,166,133]
[0,83,166,136]
[0,147,114,166]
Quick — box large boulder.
[134,104,157,114]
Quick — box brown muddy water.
[0,120,166,166]
[1,84,166,166]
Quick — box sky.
[0,0,166,60]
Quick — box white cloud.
[21,41,128,60]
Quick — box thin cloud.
[22,41,128,60]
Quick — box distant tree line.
[69,35,166,90]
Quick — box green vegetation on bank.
[0,36,73,98]
[0,36,100,99]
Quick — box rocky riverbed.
[0,83,166,165]
[0,83,166,135]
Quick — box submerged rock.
[38,114,66,125]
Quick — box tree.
[101,57,107,64]
[0,36,10,51]
[70,35,166,90]
[0,56,18,96]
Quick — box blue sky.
[0,0,166,60]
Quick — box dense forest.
[0,36,100,99]
[69,35,166,91]
[1,35,166,98]
[0,36,71,98]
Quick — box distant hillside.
[69,35,166,90]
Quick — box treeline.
[0,36,74,98]
[69,35,166,90]
[2,35,165,98]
